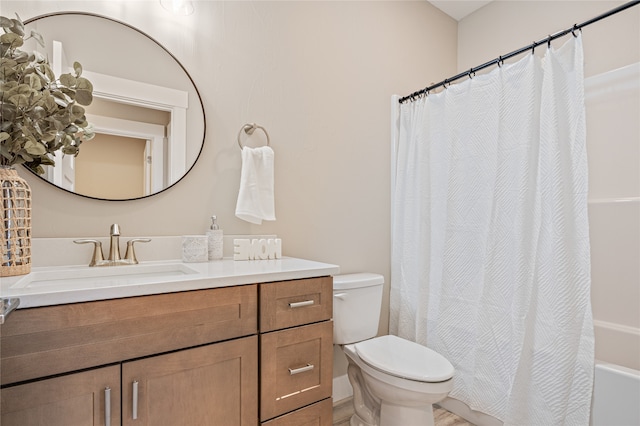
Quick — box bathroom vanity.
[0,258,338,426]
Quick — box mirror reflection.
[24,12,205,200]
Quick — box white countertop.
[1,257,340,309]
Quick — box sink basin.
[11,262,200,290]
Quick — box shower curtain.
[390,35,594,425]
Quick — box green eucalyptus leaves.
[0,13,94,174]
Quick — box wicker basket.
[1,166,32,277]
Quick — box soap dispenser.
[207,215,224,260]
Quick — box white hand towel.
[235,146,276,225]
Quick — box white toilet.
[333,273,454,426]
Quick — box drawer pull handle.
[105,387,111,426]
[289,300,314,309]
[132,380,139,420]
[289,364,315,375]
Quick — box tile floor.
[333,398,473,426]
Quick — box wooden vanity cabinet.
[0,275,335,426]
[259,276,334,425]
[1,284,258,426]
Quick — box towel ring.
[237,123,270,150]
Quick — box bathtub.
[436,361,640,426]
[591,362,640,426]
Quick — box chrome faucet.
[74,224,151,267]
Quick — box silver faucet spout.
[109,224,121,261]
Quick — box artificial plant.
[0,13,94,174]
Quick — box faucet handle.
[124,238,151,264]
[74,239,105,267]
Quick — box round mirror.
[23,12,206,201]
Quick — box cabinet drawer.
[261,398,333,426]
[1,285,258,385]
[260,321,333,421]
[260,277,332,332]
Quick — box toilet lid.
[354,335,454,382]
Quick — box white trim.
[390,95,400,236]
[167,106,187,183]
[51,40,65,77]
[585,62,640,101]
[82,70,188,110]
[332,374,353,403]
[588,197,640,205]
[594,319,640,337]
[438,398,503,426]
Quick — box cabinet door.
[122,336,258,426]
[0,365,120,426]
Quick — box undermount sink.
[10,262,201,290]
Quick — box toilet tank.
[333,273,384,345]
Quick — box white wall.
[458,0,640,370]
[2,0,458,394]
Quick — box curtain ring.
[571,24,580,37]
[468,68,475,79]
[547,35,552,48]
[531,42,536,55]
[497,56,503,68]
[443,79,449,89]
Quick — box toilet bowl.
[333,273,454,426]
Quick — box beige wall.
[458,1,640,369]
[75,134,146,199]
[458,1,639,78]
[3,0,458,380]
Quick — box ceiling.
[428,1,493,21]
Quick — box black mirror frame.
[22,11,206,202]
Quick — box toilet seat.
[354,335,454,383]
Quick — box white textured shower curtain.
[390,35,594,425]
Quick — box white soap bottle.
[207,215,223,260]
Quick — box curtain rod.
[399,0,640,104]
